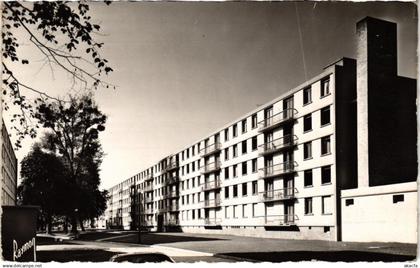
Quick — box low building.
[104,17,417,242]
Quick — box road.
[36,230,417,262]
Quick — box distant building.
[105,17,417,242]
[1,120,18,206]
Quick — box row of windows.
[304,165,332,186]
[304,195,333,215]
[111,163,333,204]
[303,106,331,132]
[303,135,332,159]
[302,77,331,105]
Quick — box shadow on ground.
[36,236,77,246]
[111,233,227,245]
[217,251,416,262]
[37,250,118,262]
[77,231,138,241]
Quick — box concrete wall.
[181,225,335,241]
[341,182,417,243]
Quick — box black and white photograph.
[0,0,418,265]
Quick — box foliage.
[19,94,109,232]
[18,144,71,231]
[2,1,113,148]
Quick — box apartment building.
[1,120,18,206]
[105,17,417,242]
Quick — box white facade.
[341,182,417,243]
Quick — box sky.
[5,2,417,190]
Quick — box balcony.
[264,214,298,226]
[164,191,179,199]
[164,160,179,172]
[258,108,297,132]
[203,198,221,208]
[201,179,222,191]
[204,218,222,226]
[165,219,179,226]
[200,142,222,157]
[144,208,154,214]
[259,188,297,202]
[141,220,154,226]
[165,175,179,186]
[201,161,221,174]
[258,135,298,156]
[144,173,154,181]
[144,184,153,192]
[169,204,179,212]
[259,161,297,179]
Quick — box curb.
[214,253,259,263]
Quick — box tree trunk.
[46,214,52,234]
[64,217,68,233]
[70,214,78,234]
[90,218,95,228]
[79,216,85,232]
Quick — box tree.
[2,1,113,147]
[18,144,71,233]
[35,94,108,233]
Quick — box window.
[224,128,229,141]
[233,185,238,197]
[393,194,404,203]
[186,148,190,158]
[252,136,258,151]
[192,162,195,172]
[345,199,354,206]
[242,119,247,133]
[303,87,312,105]
[242,162,248,175]
[304,170,313,187]
[242,183,248,196]
[225,206,230,218]
[242,140,247,154]
[252,159,258,173]
[252,114,258,129]
[242,204,247,218]
[225,187,229,199]
[304,141,312,159]
[233,165,238,177]
[252,203,257,217]
[324,226,330,233]
[304,114,312,132]
[321,77,330,97]
[322,196,332,214]
[233,205,238,218]
[224,148,229,160]
[321,106,331,126]
[321,166,331,184]
[233,144,238,157]
[224,167,229,179]
[252,181,258,195]
[197,143,201,153]
[305,197,313,215]
[192,177,195,187]
[321,136,331,155]
[233,124,238,137]
[192,145,195,156]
